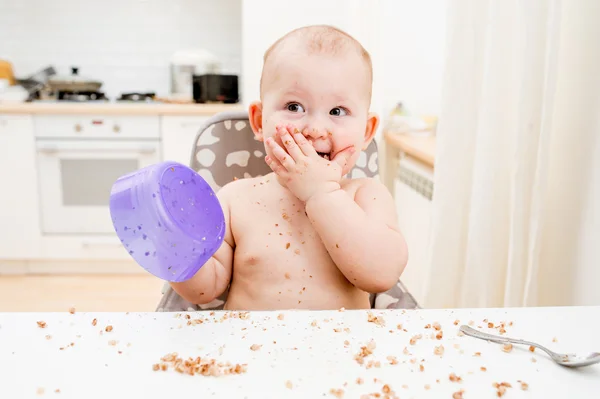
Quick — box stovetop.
[35,91,157,103]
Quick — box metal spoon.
[460,325,600,368]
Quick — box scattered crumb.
[329,388,344,398]
[529,346,535,352]
[474,352,481,356]
[493,382,512,397]
[425,324,431,329]
[454,319,460,325]
[457,331,465,337]
[468,320,474,326]
[154,352,247,377]
[552,337,558,343]
[432,322,441,331]
[108,340,118,346]
[250,344,262,351]
[311,320,318,327]
[419,364,425,372]
[434,345,445,356]
[452,390,464,399]
[396,324,402,330]
[92,318,97,326]
[488,322,494,328]
[54,389,60,393]
[344,340,350,347]
[410,334,423,345]
[481,366,487,372]
[285,381,293,389]
[285,273,291,279]
[436,331,443,340]
[531,357,537,363]
[294,249,300,255]
[449,373,462,383]
[37,321,47,328]
[105,325,113,332]
[518,380,529,390]
[356,378,364,385]
[387,356,398,365]
[367,312,385,326]
[502,344,513,353]
[37,387,45,395]
[403,347,411,355]
[68,307,76,314]
[285,243,291,249]
[353,340,376,365]
[277,313,284,320]
[424,384,431,390]
[45,335,52,340]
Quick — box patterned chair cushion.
[156,110,420,312]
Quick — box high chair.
[156,110,420,311]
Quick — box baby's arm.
[169,185,235,305]
[305,179,408,293]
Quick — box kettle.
[170,49,220,100]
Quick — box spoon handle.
[460,325,537,348]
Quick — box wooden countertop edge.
[383,129,436,168]
[0,102,245,116]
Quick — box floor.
[0,274,165,312]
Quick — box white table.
[1,307,599,398]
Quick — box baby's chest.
[231,194,326,263]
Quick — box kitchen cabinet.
[393,156,434,306]
[0,115,42,259]
[160,116,210,166]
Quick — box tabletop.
[1,306,599,398]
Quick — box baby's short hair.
[260,25,373,97]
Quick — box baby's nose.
[302,126,330,140]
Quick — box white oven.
[34,115,161,235]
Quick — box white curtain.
[421,0,600,308]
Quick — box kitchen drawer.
[34,115,160,139]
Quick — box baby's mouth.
[316,152,331,161]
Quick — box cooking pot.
[48,67,102,92]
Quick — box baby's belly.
[225,252,371,311]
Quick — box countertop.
[384,129,436,169]
[0,102,244,116]
[1,307,599,398]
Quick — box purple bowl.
[109,161,225,282]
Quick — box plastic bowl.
[109,161,225,282]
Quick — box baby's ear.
[362,112,380,149]
[248,101,264,141]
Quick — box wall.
[0,0,242,99]
[241,0,448,123]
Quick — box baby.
[171,25,408,310]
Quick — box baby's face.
[254,50,377,175]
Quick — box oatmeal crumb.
[37,321,47,328]
[108,340,118,346]
[449,372,462,383]
[436,331,443,340]
[68,307,76,314]
[474,352,481,356]
[285,243,290,249]
[454,319,460,325]
[36,387,45,395]
[105,325,113,332]
[529,346,535,352]
[45,335,52,340]
[519,381,529,390]
[424,384,431,390]
[54,389,60,393]
[367,312,385,326]
[432,322,441,331]
[285,381,293,389]
[481,366,487,372]
[502,343,513,353]
[452,390,464,399]
[531,357,537,362]
[552,337,558,343]
[488,322,494,328]
[468,320,474,326]
[396,324,403,330]
[419,364,425,372]
[409,334,422,345]
[92,318,97,326]
[152,364,160,371]
[387,355,398,365]
[329,388,344,398]
[277,313,284,320]
[356,377,364,385]
[250,344,262,351]
[434,345,445,356]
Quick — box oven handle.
[37,143,157,155]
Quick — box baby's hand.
[264,125,355,202]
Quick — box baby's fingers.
[292,132,317,158]
[332,146,356,169]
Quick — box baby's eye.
[286,102,305,113]
[330,107,348,117]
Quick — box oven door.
[36,139,161,234]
